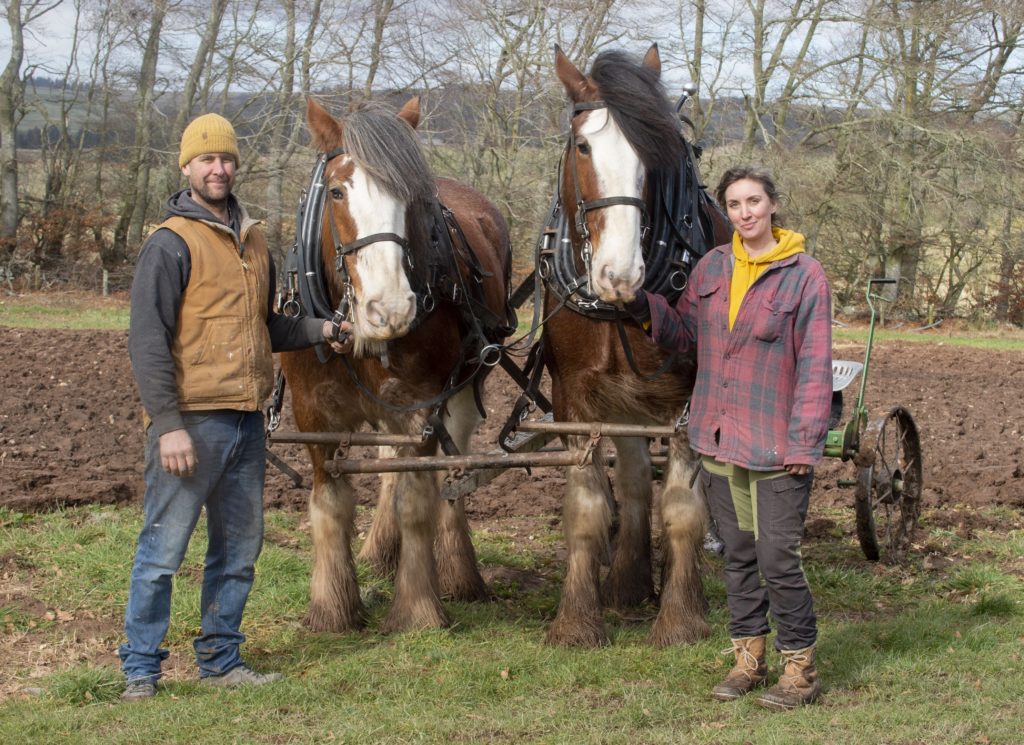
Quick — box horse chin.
[591,262,645,304]
[350,312,414,344]
[352,337,388,359]
[593,281,644,305]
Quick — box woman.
[625,165,832,709]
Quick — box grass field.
[0,292,131,331]
[5,291,1024,351]
[1,504,1022,744]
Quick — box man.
[120,113,350,702]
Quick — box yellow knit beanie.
[178,113,240,168]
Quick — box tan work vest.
[160,215,274,413]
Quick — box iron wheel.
[853,406,923,562]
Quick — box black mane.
[589,51,685,175]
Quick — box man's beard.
[193,180,230,208]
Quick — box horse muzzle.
[592,261,645,304]
[353,294,417,340]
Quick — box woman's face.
[723,178,777,250]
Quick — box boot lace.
[777,649,812,691]
[721,639,762,681]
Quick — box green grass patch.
[832,325,1024,351]
[2,291,1023,352]
[0,296,129,330]
[1,505,1023,744]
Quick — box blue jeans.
[119,410,266,682]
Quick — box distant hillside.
[16,75,839,153]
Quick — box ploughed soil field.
[1,326,1022,520]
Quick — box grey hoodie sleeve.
[265,257,326,351]
[128,228,191,436]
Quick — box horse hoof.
[601,579,656,610]
[303,605,367,633]
[545,618,609,648]
[647,618,711,648]
[381,602,450,634]
[441,582,490,603]
[357,545,399,580]
[439,572,489,603]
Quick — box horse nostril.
[365,300,385,328]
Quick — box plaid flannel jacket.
[646,244,833,470]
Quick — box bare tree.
[0,0,62,262]
[260,0,326,254]
[113,0,172,255]
[653,0,746,144]
[735,0,837,156]
[420,0,622,257]
[703,0,1023,320]
[159,0,230,197]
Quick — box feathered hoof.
[356,544,399,580]
[646,615,711,648]
[380,599,450,634]
[545,614,609,648]
[303,602,367,633]
[440,573,490,603]
[601,577,656,610]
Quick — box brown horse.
[541,45,731,647]
[280,98,513,633]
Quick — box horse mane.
[589,51,684,175]
[343,108,435,204]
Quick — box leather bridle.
[320,146,412,327]
[566,101,649,291]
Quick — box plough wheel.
[853,406,923,562]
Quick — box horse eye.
[577,142,591,156]
[330,187,345,200]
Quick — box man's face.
[181,152,237,212]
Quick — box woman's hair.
[715,165,782,225]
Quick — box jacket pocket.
[753,296,798,342]
[696,276,721,299]
[184,317,248,402]
[765,471,812,536]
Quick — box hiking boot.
[757,644,821,710]
[712,635,768,701]
[120,678,157,702]
[202,664,283,688]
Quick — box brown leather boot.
[711,635,768,701]
[757,645,821,710]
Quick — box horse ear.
[642,43,662,79]
[554,44,590,102]
[397,96,420,130]
[306,97,344,152]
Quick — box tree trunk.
[0,0,25,260]
[263,0,299,256]
[118,0,168,254]
[166,0,229,197]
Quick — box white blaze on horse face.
[345,162,417,340]
[580,108,645,303]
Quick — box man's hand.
[159,429,197,477]
[322,319,354,355]
[785,463,811,476]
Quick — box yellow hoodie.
[729,227,805,330]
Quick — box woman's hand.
[785,463,811,476]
